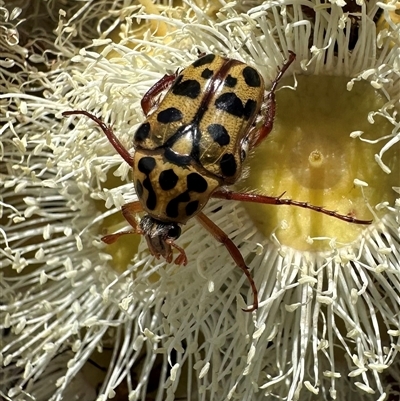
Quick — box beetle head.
[139,215,182,263]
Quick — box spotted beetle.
[63,52,371,312]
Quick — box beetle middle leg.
[212,189,372,225]
[196,212,258,312]
[101,201,143,244]
[248,51,296,149]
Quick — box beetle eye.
[167,224,181,239]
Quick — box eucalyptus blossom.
[1,1,399,400]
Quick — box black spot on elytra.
[134,122,151,142]
[159,169,179,191]
[164,172,207,218]
[138,157,156,174]
[187,173,208,193]
[244,99,257,120]
[166,191,191,218]
[243,66,261,87]
[137,157,157,209]
[172,79,201,99]
[143,177,157,210]
[225,74,237,88]
[207,124,230,146]
[201,68,213,79]
[220,153,237,177]
[186,200,199,216]
[214,93,244,117]
[135,179,143,198]
[157,107,183,123]
[192,54,215,68]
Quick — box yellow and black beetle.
[63,52,371,312]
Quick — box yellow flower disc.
[240,75,399,251]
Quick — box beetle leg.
[212,189,372,225]
[121,201,143,228]
[62,110,134,166]
[102,229,138,244]
[248,51,296,149]
[196,212,258,312]
[101,201,143,244]
[165,240,188,266]
[141,73,178,116]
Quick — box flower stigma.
[308,149,324,168]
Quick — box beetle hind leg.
[141,72,178,115]
[248,51,296,149]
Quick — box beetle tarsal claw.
[174,253,188,266]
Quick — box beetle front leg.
[196,212,258,312]
[101,201,143,244]
[248,51,296,149]
[165,240,188,266]
[141,73,178,116]
[212,189,372,225]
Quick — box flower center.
[240,75,399,251]
[308,150,323,168]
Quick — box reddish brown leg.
[249,51,296,148]
[166,240,188,266]
[212,189,372,224]
[62,110,133,166]
[121,201,143,228]
[196,212,258,312]
[141,73,178,115]
[101,201,143,244]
